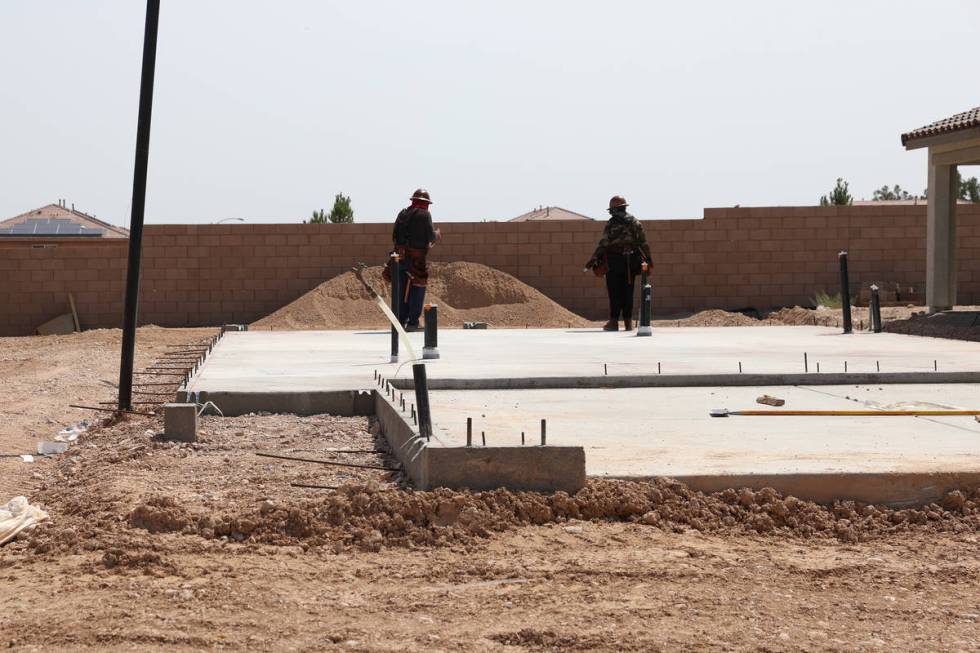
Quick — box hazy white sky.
[1,1,977,225]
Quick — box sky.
[1,1,978,226]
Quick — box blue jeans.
[397,258,427,327]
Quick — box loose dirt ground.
[4,325,980,652]
[0,326,214,499]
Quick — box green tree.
[922,170,980,202]
[819,177,853,206]
[871,184,913,201]
[328,192,354,224]
[307,208,328,224]
[960,174,980,203]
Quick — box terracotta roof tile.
[902,106,980,146]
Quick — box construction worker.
[389,188,441,331]
[585,196,651,331]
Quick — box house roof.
[0,203,129,238]
[508,206,595,222]
[902,107,980,147]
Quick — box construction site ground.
[4,317,980,651]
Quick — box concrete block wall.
[3,204,980,336]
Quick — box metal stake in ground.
[423,304,440,359]
[870,284,883,333]
[412,363,433,441]
[540,419,547,446]
[117,0,161,411]
[637,262,653,337]
[838,251,853,334]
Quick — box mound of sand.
[252,262,590,330]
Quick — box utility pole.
[118,0,161,410]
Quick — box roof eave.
[903,125,980,151]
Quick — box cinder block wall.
[3,204,980,336]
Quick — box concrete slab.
[181,328,980,504]
[186,327,980,396]
[426,384,980,505]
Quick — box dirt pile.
[252,262,590,330]
[884,311,980,342]
[666,309,763,327]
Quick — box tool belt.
[382,246,429,286]
[605,246,646,278]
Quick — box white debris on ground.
[0,496,49,546]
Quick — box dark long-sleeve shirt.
[393,206,436,249]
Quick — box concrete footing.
[374,392,585,493]
[163,403,198,442]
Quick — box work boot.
[602,320,619,332]
[404,323,420,333]
[624,318,633,331]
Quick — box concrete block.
[164,403,197,442]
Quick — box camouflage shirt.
[592,211,651,261]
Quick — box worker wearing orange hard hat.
[388,188,441,331]
[585,196,651,331]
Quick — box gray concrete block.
[164,403,198,442]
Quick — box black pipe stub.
[870,284,883,333]
[838,250,853,334]
[412,363,433,441]
[423,304,440,359]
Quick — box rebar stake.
[466,417,473,447]
[540,419,547,446]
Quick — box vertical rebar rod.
[540,419,547,446]
[118,0,161,411]
[466,417,472,447]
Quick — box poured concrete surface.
[183,328,980,504]
[427,383,980,505]
[427,384,980,476]
[187,327,980,395]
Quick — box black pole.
[423,304,439,358]
[390,253,400,361]
[870,284,883,333]
[838,251,852,335]
[118,0,161,411]
[412,363,432,440]
[637,264,652,336]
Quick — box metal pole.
[423,304,440,359]
[838,251,852,334]
[412,363,432,440]
[870,284,882,333]
[118,0,161,411]
[390,253,401,362]
[637,263,652,337]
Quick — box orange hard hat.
[411,188,433,204]
[608,195,628,210]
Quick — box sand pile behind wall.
[252,261,591,330]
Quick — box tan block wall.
[3,204,980,336]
